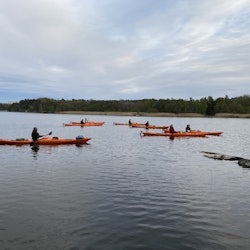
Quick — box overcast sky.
[1,0,250,102]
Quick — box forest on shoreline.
[1,95,250,117]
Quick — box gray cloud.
[0,0,250,102]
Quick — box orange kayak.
[190,130,223,136]
[141,131,207,137]
[163,129,223,136]
[64,122,105,127]
[113,122,130,125]
[131,124,169,129]
[0,137,91,145]
[131,122,149,126]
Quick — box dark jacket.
[32,129,41,141]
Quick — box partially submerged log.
[201,151,250,168]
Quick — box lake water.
[0,112,250,250]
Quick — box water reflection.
[1,112,250,249]
[30,144,86,160]
[31,145,39,159]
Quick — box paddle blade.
[49,131,52,135]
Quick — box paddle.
[40,131,52,137]
[30,131,52,146]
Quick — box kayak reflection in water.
[31,144,39,159]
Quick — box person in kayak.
[169,124,177,134]
[31,127,42,141]
[145,121,149,126]
[186,124,191,132]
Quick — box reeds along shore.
[59,111,250,118]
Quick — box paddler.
[169,124,177,134]
[31,127,42,141]
[185,124,191,132]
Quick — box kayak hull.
[0,137,91,145]
[190,130,223,136]
[141,131,207,137]
[131,124,169,129]
[113,122,130,125]
[71,121,105,125]
[163,129,223,136]
[64,122,104,127]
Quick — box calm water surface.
[0,112,250,250]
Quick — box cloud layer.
[1,0,250,102]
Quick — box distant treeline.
[0,103,10,111]
[1,95,250,115]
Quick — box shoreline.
[58,111,250,118]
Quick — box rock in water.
[238,159,250,168]
[201,151,250,169]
